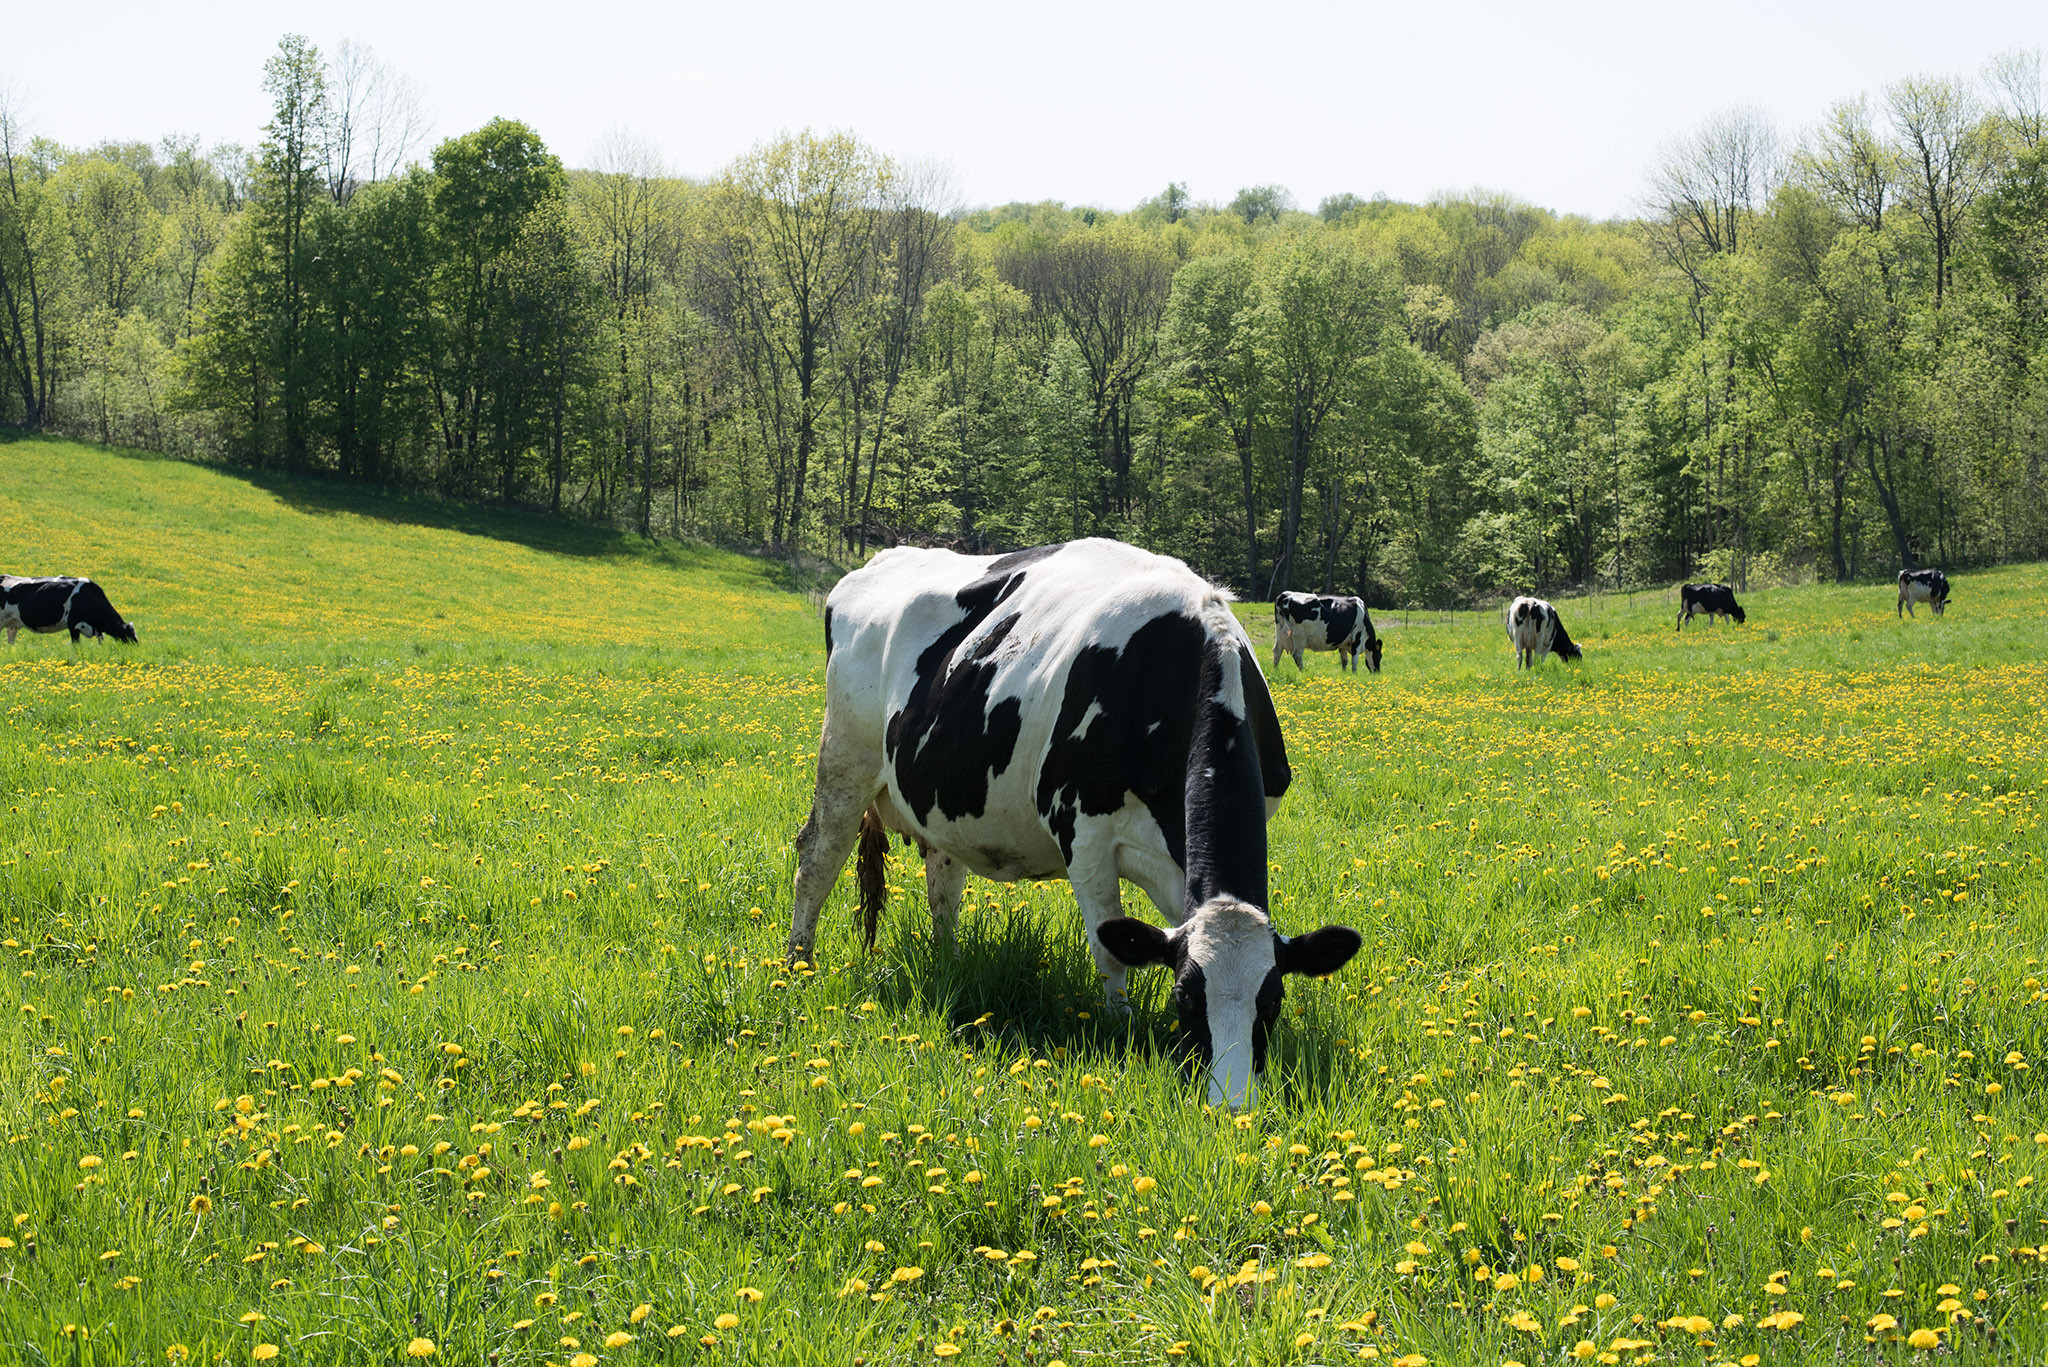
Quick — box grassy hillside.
[1,437,817,668]
[2,436,2044,1366]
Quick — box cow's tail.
[857,805,889,953]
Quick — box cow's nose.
[1207,1069,1257,1110]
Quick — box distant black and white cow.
[0,576,137,645]
[1897,569,1950,618]
[1676,582,1746,630]
[1273,591,1382,673]
[790,539,1362,1107]
[1504,595,1581,669]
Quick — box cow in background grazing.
[790,538,1361,1108]
[1,576,138,644]
[1273,591,1382,673]
[1677,582,1746,630]
[1505,595,1581,669]
[1897,569,1950,618]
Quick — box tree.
[321,39,429,203]
[704,130,891,557]
[1986,48,2044,150]
[1229,183,1295,226]
[428,117,566,496]
[1161,249,1265,591]
[1888,74,1995,307]
[1317,192,1365,223]
[0,93,57,426]
[305,168,434,481]
[999,219,1175,522]
[838,159,956,555]
[576,130,682,531]
[257,34,328,463]
[1257,236,1395,596]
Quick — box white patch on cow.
[1071,700,1107,744]
[1204,602,1247,718]
[1178,898,1278,1108]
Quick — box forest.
[3,36,2045,603]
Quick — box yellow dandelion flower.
[1908,1328,1940,1349]
[735,1286,763,1303]
[630,1304,651,1324]
[252,1347,278,1363]
[570,1356,598,1367]
[603,1332,633,1348]
[405,1339,435,1358]
[714,1314,739,1330]
[935,1348,962,1359]
[1868,1313,1899,1332]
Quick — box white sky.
[9,0,2044,219]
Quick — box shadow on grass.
[862,902,1352,1109]
[6,430,831,589]
[236,464,737,568]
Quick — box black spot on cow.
[823,605,835,660]
[1036,612,1206,867]
[884,548,1071,825]
[1183,637,1282,908]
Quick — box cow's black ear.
[1097,917,1172,968]
[1278,926,1362,978]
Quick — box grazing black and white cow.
[1897,569,1950,618]
[790,539,1362,1107]
[1273,591,1382,673]
[1676,582,1746,630]
[0,576,137,645]
[1504,595,1581,669]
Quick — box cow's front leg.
[924,845,968,949]
[1067,850,1132,1015]
[3,626,14,645]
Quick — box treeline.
[4,37,2046,601]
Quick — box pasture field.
[2,434,2045,1367]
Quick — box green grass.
[2,435,2044,1366]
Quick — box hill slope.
[1,436,817,666]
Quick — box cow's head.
[110,619,137,643]
[1098,899,1361,1108]
[1360,633,1383,673]
[1729,604,1746,625]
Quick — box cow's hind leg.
[924,846,969,948]
[789,729,882,963]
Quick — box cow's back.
[823,539,1269,881]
